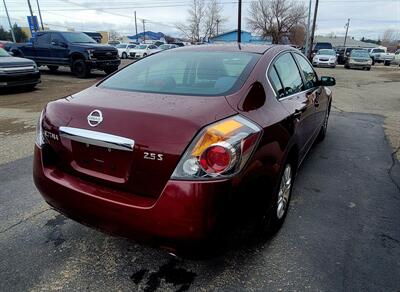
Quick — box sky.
[0,0,399,40]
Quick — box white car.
[116,43,137,59]
[129,44,161,59]
[392,49,400,66]
[312,49,337,68]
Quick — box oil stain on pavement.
[131,259,196,292]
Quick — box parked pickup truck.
[368,48,394,66]
[7,31,120,78]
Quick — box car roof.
[174,43,275,54]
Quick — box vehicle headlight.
[330,57,336,61]
[35,110,45,147]
[368,59,372,64]
[171,115,262,179]
[33,63,38,71]
[0,68,4,73]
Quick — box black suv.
[7,31,120,78]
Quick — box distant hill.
[127,31,165,41]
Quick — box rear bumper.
[0,71,41,87]
[86,59,121,70]
[33,145,232,241]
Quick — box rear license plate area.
[71,141,132,181]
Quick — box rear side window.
[269,67,285,98]
[294,53,318,90]
[273,53,303,96]
[36,33,50,45]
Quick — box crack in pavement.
[388,146,400,192]
[0,208,51,234]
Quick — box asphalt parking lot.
[0,62,399,291]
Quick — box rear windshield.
[373,49,385,53]
[99,51,260,96]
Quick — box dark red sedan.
[33,44,335,244]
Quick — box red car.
[33,44,335,245]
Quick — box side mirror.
[320,76,336,87]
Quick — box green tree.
[12,23,28,42]
[0,26,11,40]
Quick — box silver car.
[312,49,337,68]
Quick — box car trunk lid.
[43,86,237,198]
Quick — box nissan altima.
[33,44,335,246]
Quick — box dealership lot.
[0,63,399,291]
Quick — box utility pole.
[27,0,37,33]
[308,0,319,59]
[142,19,146,43]
[304,0,312,57]
[35,0,44,30]
[216,18,220,36]
[237,0,242,43]
[2,0,16,42]
[134,11,138,43]
[343,18,350,47]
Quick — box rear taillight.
[171,115,262,180]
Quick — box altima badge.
[87,110,103,127]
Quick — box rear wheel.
[72,59,90,78]
[344,64,349,69]
[384,60,391,66]
[122,52,127,59]
[259,162,294,235]
[47,65,59,73]
[371,58,375,65]
[317,103,331,142]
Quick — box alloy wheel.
[276,164,292,219]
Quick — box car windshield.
[100,51,259,96]
[62,32,96,43]
[317,49,335,55]
[138,45,148,49]
[116,44,127,48]
[0,48,10,57]
[315,43,332,50]
[351,50,370,58]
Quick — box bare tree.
[289,25,305,46]
[203,0,225,39]
[176,0,224,42]
[247,0,307,44]
[381,29,400,52]
[176,0,206,42]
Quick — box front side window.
[100,51,259,96]
[273,53,303,96]
[294,53,318,90]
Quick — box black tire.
[104,66,118,75]
[71,59,90,78]
[143,53,147,57]
[122,52,127,59]
[23,84,37,91]
[258,162,295,236]
[384,60,391,66]
[344,64,349,69]
[371,58,375,65]
[47,65,59,73]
